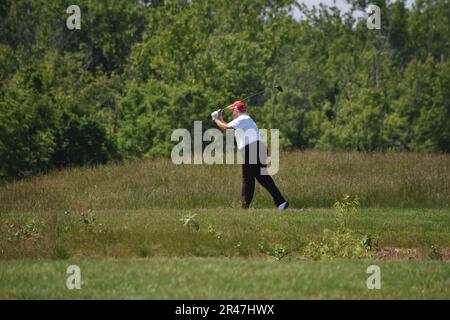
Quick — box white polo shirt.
[228,113,259,150]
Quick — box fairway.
[1,259,449,299]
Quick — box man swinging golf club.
[211,101,289,211]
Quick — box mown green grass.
[0,258,449,299]
[1,208,449,260]
[0,151,449,212]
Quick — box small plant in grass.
[207,223,222,240]
[79,210,107,234]
[7,218,44,241]
[80,209,96,232]
[234,241,246,255]
[304,195,374,260]
[406,248,417,260]
[429,245,443,260]
[180,214,199,231]
[270,245,288,261]
[334,194,360,229]
[258,239,268,254]
[361,233,379,251]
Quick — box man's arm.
[213,110,232,132]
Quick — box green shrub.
[303,195,374,260]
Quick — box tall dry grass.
[0,151,449,212]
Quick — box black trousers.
[241,141,286,209]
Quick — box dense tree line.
[0,0,449,179]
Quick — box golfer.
[212,101,288,210]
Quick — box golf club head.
[275,85,283,92]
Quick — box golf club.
[220,85,284,112]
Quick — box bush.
[303,195,374,260]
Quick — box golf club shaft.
[219,85,282,112]
[221,103,235,112]
[221,90,266,111]
[241,89,266,102]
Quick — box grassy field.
[1,259,449,299]
[1,208,449,260]
[0,151,449,211]
[0,151,449,299]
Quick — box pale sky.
[294,0,416,19]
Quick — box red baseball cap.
[231,101,246,110]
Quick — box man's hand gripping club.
[211,109,231,131]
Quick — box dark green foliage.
[0,0,449,179]
[51,112,116,168]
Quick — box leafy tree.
[0,0,449,179]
